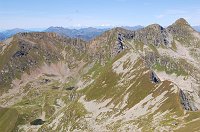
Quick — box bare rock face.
[179,89,198,111]
[125,24,173,47]
[117,33,125,53]
[167,18,194,38]
[151,71,160,83]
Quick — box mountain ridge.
[1,23,199,42]
[0,18,200,131]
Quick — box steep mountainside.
[0,18,200,131]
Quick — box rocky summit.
[0,18,200,132]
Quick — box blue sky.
[0,0,200,29]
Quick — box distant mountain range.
[121,25,144,30]
[193,26,200,32]
[0,28,30,41]
[44,26,146,41]
[0,26,144,41]
[0,25,199,41]
[44,27,109,41]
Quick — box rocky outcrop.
[121,18,198,49]
[151,71,160,83]
[117,33,125,53]
[167,18,192,38]
[87,27,131,64]
[179,89,198,111]
[30,119,45,125]
[124,24,173,47]
[13,51,28,57]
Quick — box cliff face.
[0,18,200,131]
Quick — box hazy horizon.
[0,0,200,30]
[0,23,200,32]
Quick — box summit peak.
[174,18,190,26]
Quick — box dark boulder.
[151,71,160,83]
[117,33,125,53]
[66,86,75,90]
[13,51,28,57]
[30,119,45,125]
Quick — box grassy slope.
[80,49,186,130]
[1,48,199,131]
[0,28,200,131]
[0,108,19,132]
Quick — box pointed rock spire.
[173,18,190,26]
